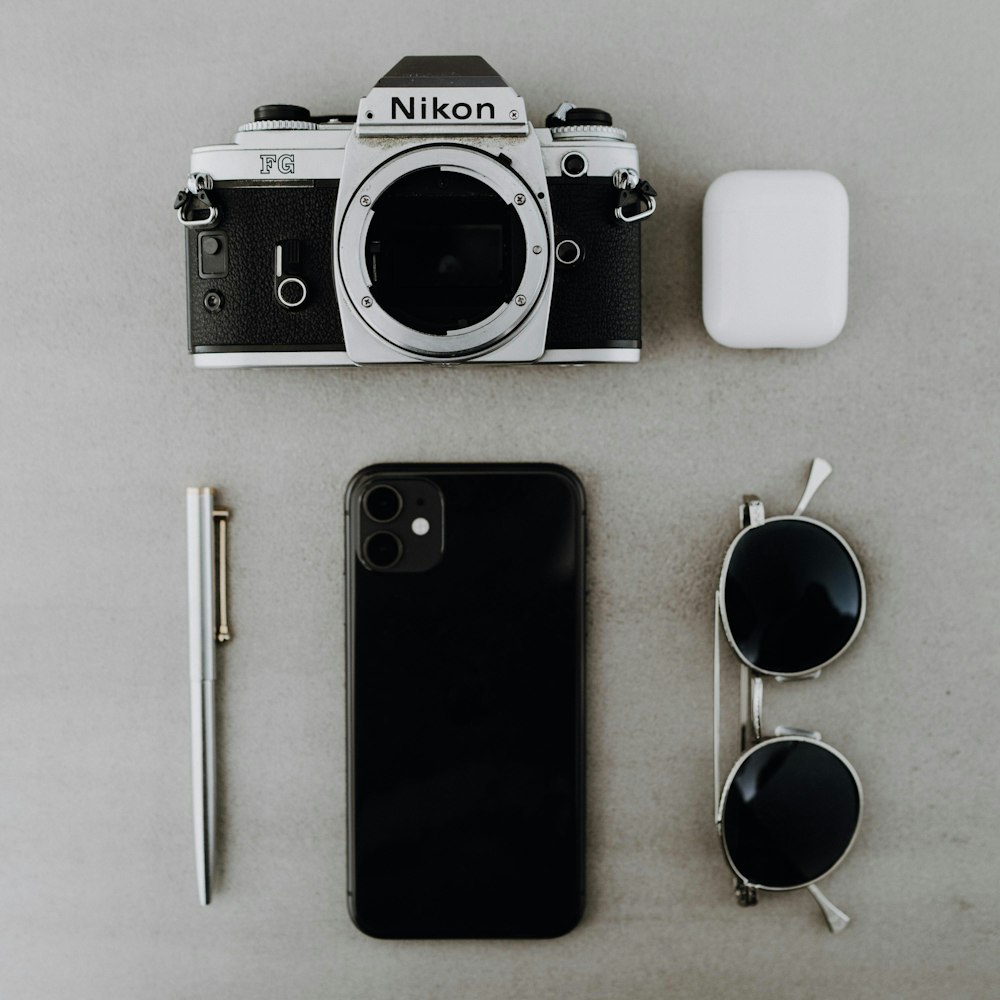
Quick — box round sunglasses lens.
[722,740,861,889]
[724,519,862,674]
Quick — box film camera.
[176,56,656,366]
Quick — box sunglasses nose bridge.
[741,670,763,751]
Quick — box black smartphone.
[345,463,585,939]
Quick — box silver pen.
[186,487,231,906]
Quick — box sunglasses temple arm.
[713,592,721,825]
[807,883,851,933]
[793,457,833,517]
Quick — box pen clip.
[212,509,231,644]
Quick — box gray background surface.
[2,1,998,996]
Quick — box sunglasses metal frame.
[712,458,865,933]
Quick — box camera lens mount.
[337,145,550,360]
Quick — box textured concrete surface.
[1,1,998,996]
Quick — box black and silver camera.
[176,56,656,367]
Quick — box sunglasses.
[712,458,865,933]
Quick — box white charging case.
[702,170,849,348]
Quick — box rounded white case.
[702,170,849,348]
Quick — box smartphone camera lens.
[363,484,403,523]
[363,531,403,569]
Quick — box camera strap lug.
[612,168,657,223]
[175,172,219,228]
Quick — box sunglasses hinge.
[740,495,765,528]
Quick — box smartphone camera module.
[355,477,444,573]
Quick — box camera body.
[177,56,655,367]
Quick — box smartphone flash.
[411,517,430,536]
